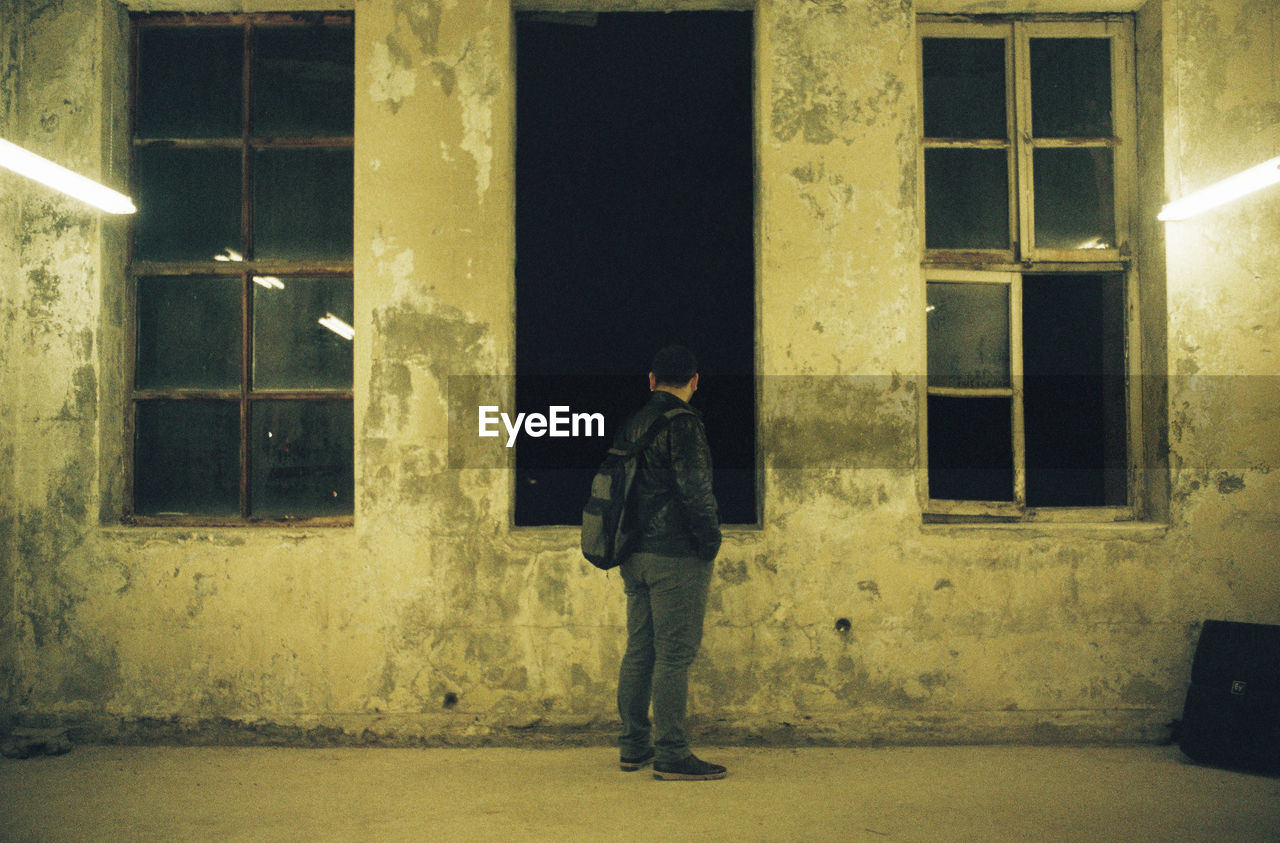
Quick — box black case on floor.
[1179,619,1280,774]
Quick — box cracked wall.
[1,0,1277,746]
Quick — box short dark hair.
[651,345,698,387]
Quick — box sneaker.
[619,749,655,772]
[652,754,727,781]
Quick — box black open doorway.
[515,11,755,527]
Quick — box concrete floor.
[2,744,1277,841]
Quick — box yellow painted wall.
[1,0,1277,744]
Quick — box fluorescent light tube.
[0,138,136,214]
[1159,156,1280,221]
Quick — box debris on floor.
[1,727,73,759]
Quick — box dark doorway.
[515,11,756,527]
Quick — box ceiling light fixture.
[0,138,136,214]
[1159,156,1280,221]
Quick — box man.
[615,345,725,781]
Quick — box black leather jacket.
[619,390,721,561]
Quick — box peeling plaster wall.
[2,0,130,724]
[1162,0,1280,616]
[1,0,19,721]
[1,0,1277,746]
[1135,0,1172,523]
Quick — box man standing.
[615,345,725,781]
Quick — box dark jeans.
[617,551,713,764]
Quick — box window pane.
[135,400,240,516]
[925,148,1009,250]
[253,149,353,261]
[253,25,355,137]
[922,38,1006,139]
[927,282,1010,389]
[1023,274,1127,506]
[251,400,353,517]
[253,276,353,390]
[1030,38,1112,138]
[136,27,242,139]
[1033,147,1115,251]
[135,147,242,262]
[927,395,1013,501]
[136,276,241,390]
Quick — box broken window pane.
[927,282,1010,389]
[253,149,353,261]
[1030,38,1112,138]
[925,148,1009,250]
[251,400,353,517]
[253,276,353,390]
[922,38,1006,139]
[1023,274,1127,506]
[136,276,241,390]
[927,395,1014,501]
[134,400,240,516]
[1033,147,1115,250]
[253,25,355,138]
[135,27,242,139]
[135,147,242,262]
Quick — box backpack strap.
[617,407,694,534]
[614,407,694,458]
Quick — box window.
[919,17,1137,517]
[128,14,354,524]
[514,12,757,527]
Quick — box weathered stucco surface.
[0,0,18,723]
[1,0,1277,745]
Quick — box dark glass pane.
[1030,38,1112,138]
[253,25,355,137]
[253,276,353,390]
[251,400,353,517]
[136,27,242,139]
[925,148,1009,250]
[927,395,1013,501]
[1034,148,1115,250]
[135,147,242,262]
[1023,274,1127,506]
[927,282,1010,389]
[922,38,1006,139]
[136,276,241,390]
[253,149,353,261]
[135,400,240,516]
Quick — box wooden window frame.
[919,16,1135,266]
[125,12,355,527]
[919,15,1142,522]
[919,18,1018,264]
[922,269,1024,518]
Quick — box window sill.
[921,512,1168,541]
[119,515,353,529]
